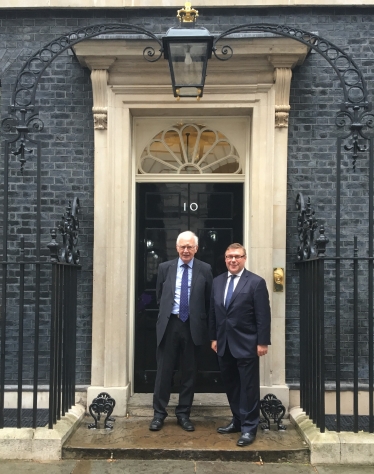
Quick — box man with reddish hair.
[209,243,271,446]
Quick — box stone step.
[129,405,233,417]
[62,415,309,463]
[127,393,233,418]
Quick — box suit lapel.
[219,273,228,307]
[169,259,178,296]
[190,258,201,294]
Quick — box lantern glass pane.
[169,42,208,87]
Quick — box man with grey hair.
[150,231,213,432]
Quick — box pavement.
[1,460,374,473]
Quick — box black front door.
[135,182,243,392]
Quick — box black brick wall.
[0,6,373,387]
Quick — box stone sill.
[0,403,86,461]
[290,407,374,465]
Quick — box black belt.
[171,313,189,320]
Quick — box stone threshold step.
[127,393,231,408]
[129,406,233,417]
[128,393,239,417]
[62,416,310,464]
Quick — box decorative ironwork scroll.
[88,392,116,430]
[213,24,373,169]
[336,104,374,171]
[2,23,163,174]
[296,192,329,261]
[260,393,286,431]
[47,197,80,264]
[12,24,162,109]
[214,24,367,106]
[1,107,43,175]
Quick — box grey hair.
[176,231,198,246]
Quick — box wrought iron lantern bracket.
[2,16,371,173]
[212,24,373,169]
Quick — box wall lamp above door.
[162,2,213,100]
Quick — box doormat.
[2,409,49,428]
[325,414,371,432]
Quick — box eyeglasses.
[178,245,196,250]
[225,255,246,260]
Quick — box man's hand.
[211,340,217,353]
[257,345,268,357]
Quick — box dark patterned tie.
[179,264,189,322]
[225,275,236,309]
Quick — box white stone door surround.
[73,38,308,415]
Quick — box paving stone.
[315,466,374,474]
[195,461,316,474]
[73,459,196,474]
[0,460,77,474]
[2,460,373,474]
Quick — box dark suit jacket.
[156,258,213,347]
[209,268,271,358]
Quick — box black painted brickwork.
[0,7,373,386]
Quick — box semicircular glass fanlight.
[138,123,242,174]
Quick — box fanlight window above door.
[138,123,242,174]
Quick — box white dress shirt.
[224,269,244,305]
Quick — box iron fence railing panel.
[297,253,374,434]
[0,258,80,429]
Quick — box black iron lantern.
[162,2,213,100]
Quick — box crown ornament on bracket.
[177,2,199,24]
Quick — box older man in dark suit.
[209,243,271,446]
[149,231,213,432]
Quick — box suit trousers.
[153,314,198,419]
[218,343,260,435]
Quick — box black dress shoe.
[177,417,195,431]
[237,432,256,447]
[149,417,164,431]
[217,422,241,434]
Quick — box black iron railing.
[0,199,80,429]
[48,261,79,429]
[298,250,374,434]
[298,258,326,432]
[0,259,80,429]
[296,193,374,433]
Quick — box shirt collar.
[178,258,194,268]
[227,269,244,278]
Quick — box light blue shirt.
[171,258,194,314]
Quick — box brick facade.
[0,6,373,386]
